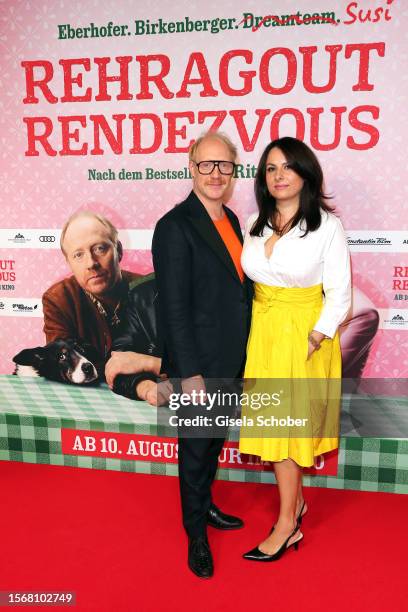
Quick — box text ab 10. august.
[22,43,385,156]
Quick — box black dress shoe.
[243,525,303,562]
[207,503,244,530]
[188,536,214,578]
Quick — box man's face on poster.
[62,216,122,296]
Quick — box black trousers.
[178,435,225,538]
[175,377,241,538]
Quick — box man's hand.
[105,351,162,388]
[157,379,174,406]
[136,380,158,406]
[135,379,174,407]
[181,374,207,405]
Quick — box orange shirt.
[213,215,244,283]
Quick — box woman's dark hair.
[251,137,333,237]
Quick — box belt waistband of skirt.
[254,282,323,308]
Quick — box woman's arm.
[313,215,352,339]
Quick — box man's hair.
[189,131,237,162]
[60,210,119,256]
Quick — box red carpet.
[1,461,406,611]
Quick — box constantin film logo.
[12,303,38,313]
[8,233,31,244]
[347,236,391,246]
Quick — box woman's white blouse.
[241,211,351,338]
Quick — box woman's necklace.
[272,212,296,236]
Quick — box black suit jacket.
[152,191,252,379]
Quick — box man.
[152,132,252,578]
[42,210,160,403]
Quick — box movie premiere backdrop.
[0,0,407,379]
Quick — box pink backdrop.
[1,0,407,377]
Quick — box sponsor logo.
[12,303,39,313]
[39,235,56,243]
[381,310,408,329]
[347,237,391,246]
[385,314,406,326]
[8,233,31,244]
[346,232,407,253]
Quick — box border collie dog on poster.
[13,339,99,385]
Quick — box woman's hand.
[105,351,162,387]
[307,330,326,360]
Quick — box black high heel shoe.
[296,500,307,526]
[243,525,303,562]
[269,501,307,534]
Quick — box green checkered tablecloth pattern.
[217,437,408,494]
[0,375,175,476]
[0,376,407,492]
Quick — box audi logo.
[39,235,56,242]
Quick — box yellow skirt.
[239,283,341,467]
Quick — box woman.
[239,137,351,561]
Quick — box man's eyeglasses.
[193,160,236,175]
